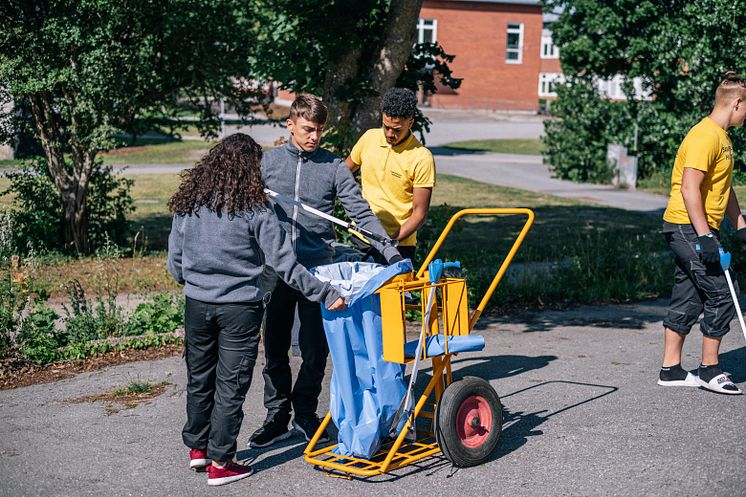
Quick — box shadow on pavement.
[448,354,557,381]
[474,302,667,334]
[720,345,746,382]
[429,146,488,157]
[489,380,618,463]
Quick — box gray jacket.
[261,142,399,268]
[167,204,341,307]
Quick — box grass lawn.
[0,159,23,169]
[3,171,678,308]
[440,138,544,155]
[101,140,216,165]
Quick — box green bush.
[61,279,127,343]
[125,293,184,336]
[543,78,629,183]
[16,304,61,365]
[3,157,134,254]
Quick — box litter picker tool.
[718,249,746,343]
[264,188,397,247]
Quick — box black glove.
[697,232,721,266]
[387,253,404,265]
[381,244,403,265]
[736,227,746,250]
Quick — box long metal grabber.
[416,208,535,329]
[264,188,398,247]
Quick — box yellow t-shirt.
[350,128,436,246]
[663,117,734,228]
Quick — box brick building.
[419,0,556,112]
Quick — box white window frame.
[538,72,564,97]
[540,29,559,59]
[417,18,438,44]
[505,22,524,64]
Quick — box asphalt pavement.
[1,299,744,497]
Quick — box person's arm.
[726,187,746,230]
[253,206,345,310]
[391,187,432,241]
[166,215,185,284]
[680,167,710,236]
[344,156,359,173]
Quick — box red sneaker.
[207,462,253,486]
[189,448,211,471]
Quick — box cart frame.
[304,208,535,476]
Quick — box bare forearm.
[681,186,711,235]
[393,209,427,241]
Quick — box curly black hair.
[381,87,417,119]
[168,133,267,216]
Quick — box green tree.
[544,0,746,183]
[0,1,262,253]
[252,0,461,152]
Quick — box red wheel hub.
[455,395,492,448]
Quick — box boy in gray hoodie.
[249,94,401,448]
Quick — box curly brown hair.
[168,133,267,216]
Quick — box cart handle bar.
[416,208,535,330]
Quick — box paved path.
[2,300,744,497]
[117,113,668,213]
[431,150,668,213]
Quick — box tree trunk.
[350,0,423,136]
[29,92,93,254]
[322,0,423,151]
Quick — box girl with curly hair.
[167,133,345,486]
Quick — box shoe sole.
[248,429,293,448]
[190,458,211,470]
[657,372,700,387]
[696,376,743,395]
[207,468,253,486]
[292,420,329,443]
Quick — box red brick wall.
[421,1,543,111]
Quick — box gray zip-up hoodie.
[167,203,341,307]
[261,142,400,268]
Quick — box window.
[595,75,653,101]
[505,23,524,64]
[541,29,559,59]
[417,18,437,44]
[538,73,563,97]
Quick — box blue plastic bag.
[312,260,412,459]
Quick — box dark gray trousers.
[663,222,738,337]
[262,281,328,424]
[182,297,262,461]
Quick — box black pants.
[182,297,262,462]
[262,280,327,424]
[662,222,737,337]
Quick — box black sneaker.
[248,418,292,448]
[292,415,329,443]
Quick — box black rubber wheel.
[435,376,502,467]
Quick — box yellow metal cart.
[304,207,534,476]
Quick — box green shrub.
[16,304,61,365]
[124,293,184,336]
[61,279,127,343]
[3,157,134,254]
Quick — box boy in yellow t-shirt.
[345,88,435,263]
[659,72,746,395]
